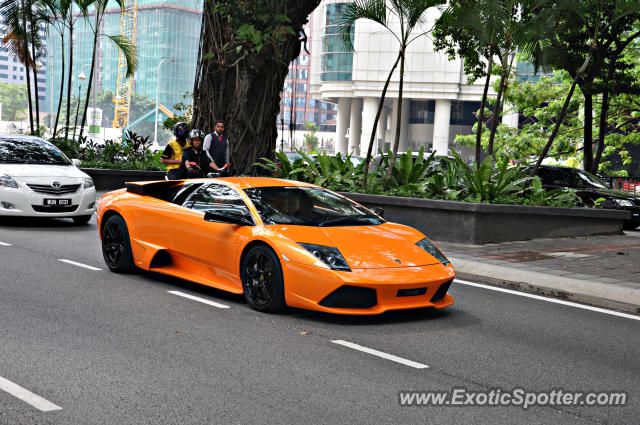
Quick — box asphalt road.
[0,216,638,425]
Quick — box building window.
[450,101,481,126]
[0,56,7,61]
[0,64,8,70]
[295,97,306,108]
[0,73,7,78]
[321,3,353,82]
[409,101,435,124]
[282,97,292,106]
[309,99,316,108]
[298,55,309,66]
[297,69,308,80]
[295,111,305,122]
[295,83,307,93]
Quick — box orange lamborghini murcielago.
[98,178,455,314]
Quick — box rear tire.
[73,215,92,224]
[241,245,285,313]
[101,215,136,273]
[623,221,640,230]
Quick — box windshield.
[0,138,71,165]
[566,169,608,189]
[244,186,384,226]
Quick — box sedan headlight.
[614,198,634,208]
[83,177,94,189]
[298,243,351,271]
[416,238,450,266]
[0,174,18,188]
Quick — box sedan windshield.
[244,186,384,226]
[0,138,71,165]
[565,169,608,189]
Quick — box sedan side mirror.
[371,206,384,218]
[71,158,82,167]
[204,209,254,226]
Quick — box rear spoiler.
[126,180,183,198]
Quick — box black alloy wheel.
[101,215,135,273]
[241,245,285,313]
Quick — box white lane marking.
[167,291,230,309]
[331,340,428,369]
[58,259,102,271]
[0,241,12,246]
[0,376,62,412]
[455,279,640,322]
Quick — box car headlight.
[298,243,351,271]
[416,238,450,266]
[83,177,94,189]
[614,198,634,207]
[0,174,18,188]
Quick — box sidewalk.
[436,231,640,314]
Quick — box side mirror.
[371,206,384,217]
[71,158,82,167]
[204,209,254,226]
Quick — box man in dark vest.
[203,120,230,175]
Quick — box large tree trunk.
[593,59,616,175]
[191,0,321,174]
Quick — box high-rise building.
[309,0,510,158]
[0,16,47,115]
[46,0,202,131]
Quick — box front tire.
[241,245,285,313]
[101,215,136,273]
[73,215,92,224]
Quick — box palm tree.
[79,0,136,137]
[339,0,443,186]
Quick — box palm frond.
[107,34,138,77]
[338,0,389,51]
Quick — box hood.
[274,222,442,269]
[0,163,87,178]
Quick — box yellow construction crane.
[112,0,138,128]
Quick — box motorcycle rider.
[161,122,191,180]
[181,129,218,178]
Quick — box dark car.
[532,165,640,229]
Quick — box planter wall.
[341,192,630,244]
[82,168,165,191]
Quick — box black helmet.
[189,129,205,140]
[173,122,189,140]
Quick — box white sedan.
[0,135,96,223]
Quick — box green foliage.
[213,2,296,58]
[0,82,28,121]
[303,122,319,152]
[255,148,580,207]
[49,130,162,171]
[163,92,193,134]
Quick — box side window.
[191,184,247,212]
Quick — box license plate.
[397,288,427,297]
[43,198,71,206]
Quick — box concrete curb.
[450,256,640,315]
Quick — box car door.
[171,183,252,288]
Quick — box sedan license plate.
[43,198,71,207]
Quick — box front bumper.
[282,261,456,315]
[0,182,96,217]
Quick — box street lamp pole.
[155,58,175,147]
